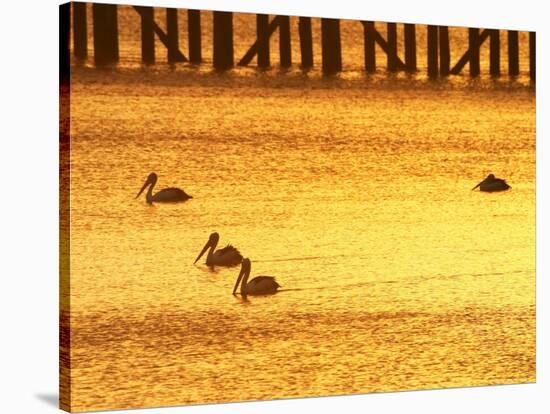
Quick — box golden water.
[64,6,535,412]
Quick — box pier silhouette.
[63,2,536,80]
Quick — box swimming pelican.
[136,172,192,204]
[471,174,511,192]
[232,258,280,297]
[194,232,243,267]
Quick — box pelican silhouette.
[232,258,280,297]
[136,172,192,204]
[194,232,243,267]
[472,174,511,192]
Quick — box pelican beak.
[471,181,482,191]
[136,177,151,199]
[232,266,245,295]
[240,265,251,297]
[194,239,211,264]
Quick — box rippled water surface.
[64,6,535,412]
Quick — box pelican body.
[194,232,243,267]
[233,258,280,297]
[472,174,511,192]
[136,172,192,204]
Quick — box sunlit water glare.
[64,6,535,411]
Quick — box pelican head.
[472,173,494,191]
[232,258,251,295]
[194,232,220,264]
[136,172,158,200]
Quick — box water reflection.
[66,12,535,409]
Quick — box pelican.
[194,232,243,267]
[232,258,280,297]
[136,172,192,204]
[472,174,511,192]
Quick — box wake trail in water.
[276,269,534,294]
[254,254,354,263]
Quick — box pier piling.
[468,28,480,76]
[321,18,342,75]
[188,10,202,64]
[279,16,292,68]
[427,25,438,78]
[363,21,376,73]
[439,26,450,76]
[72,3,87,60]
[133,6,187,63]
[166,9,183,63]
[507,30,519,76]
[213,11,234,70]
[298,17,313,69]
[137,6,155,64]
[238,16,281,66]
[386,23,398,72]
[450,29,490,75]
[92,3,119,66]
[404,24,417,73]
[489,29,500,77]
[256,14,270,68]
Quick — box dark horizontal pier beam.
[92,3,119,66]
[449,29,491,75]
[132,6,187,63]
[72,2,87,60]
